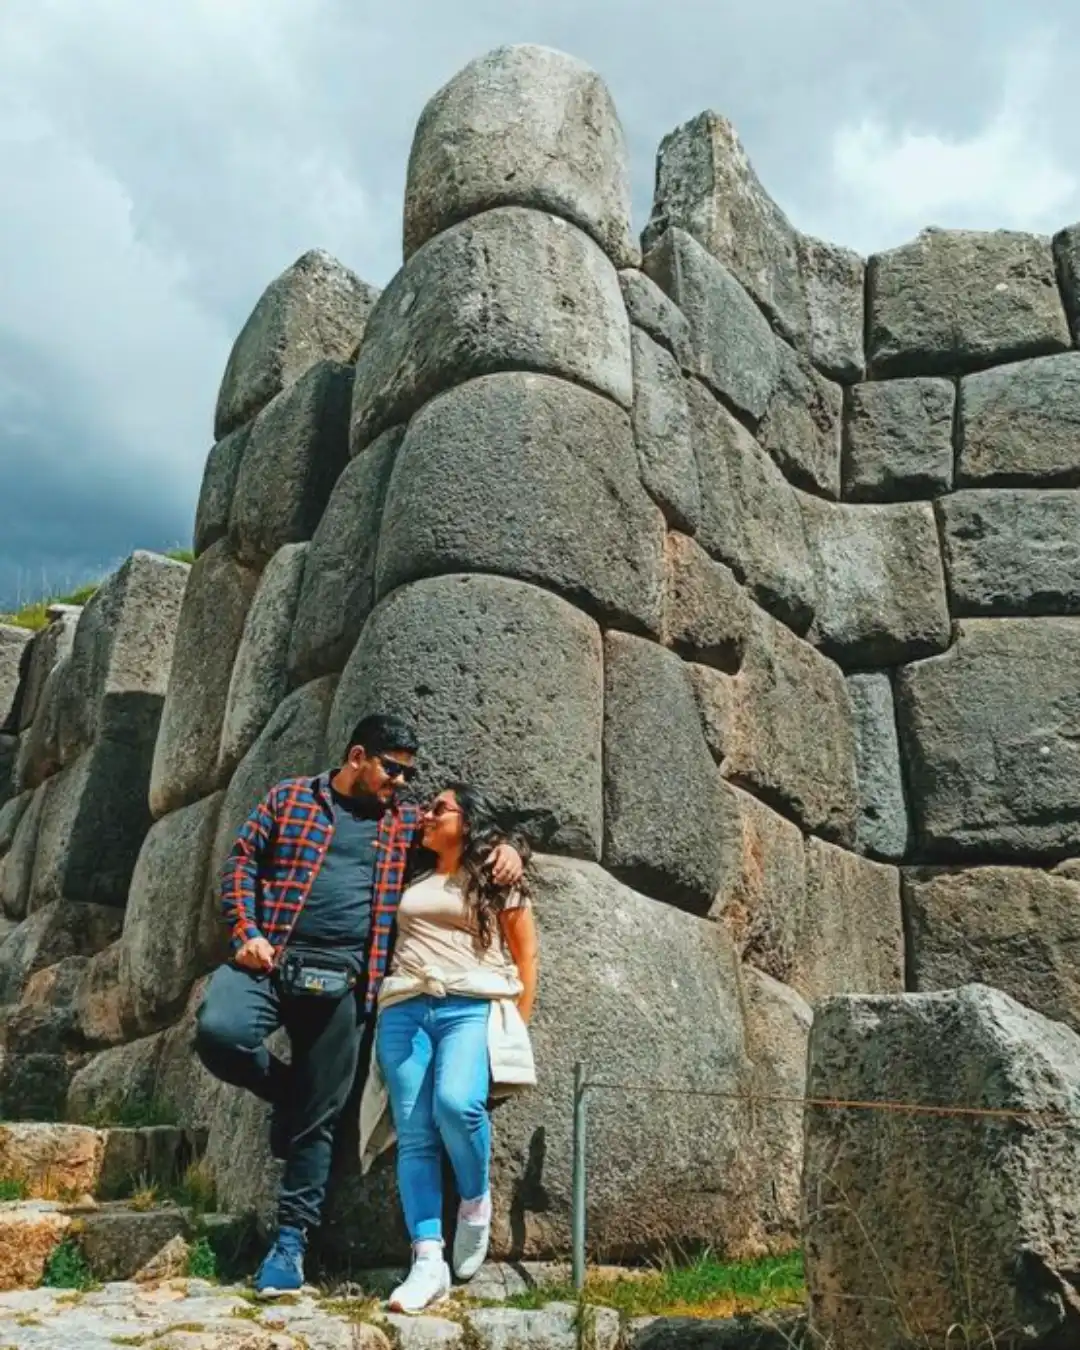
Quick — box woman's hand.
[487,842,524,886]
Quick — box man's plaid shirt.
[219,773,421,1013]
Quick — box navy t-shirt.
[286,786,379,970]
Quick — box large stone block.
[377,373,665,637]
[14,606,79,733]
[288,427,402,686]
[804,985,1080,1350]
[756,341,843,498]
[0,626,30,731]
[957,351,1080,486]
[404,45,636,268]
[602,632,736,913]
[866,227,1071,378]
[0,736,14,809]
[0,787,43,920]
[630,330,701,533]
[324,855,772,1265]
[214,249,379,439]
[842,377,955,501]
[644,230,779,423]
[1056,222,1080,344]
[192,424,250,557]
[229,360,353,566]
[149,540,260,819]
[904,866,1080,1034]
[662,533,753,672]
[847,672,909,861]
[74,943,135,1048]
[724,611,857,845]
[119,792,225,1035]
[714,784,806,978]
[351,207,632,452]
[210,676,338,889]
[218,542,307,778]
[797,838,904,1002]
[940,488,1080,616]
[643,113,806,348]
[795,234,865,383]
[0,791,29,861]
[28,737,155,911]
[619,269,692,367]
[686,380,814,632]
[801,496,951,667]
[331,575,603,856]
[0,902,121,1006]
[896,618,1080,858]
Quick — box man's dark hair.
[345,713,419,759]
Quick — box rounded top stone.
[403,44,638,267]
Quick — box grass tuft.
[0,1178,28,1202]
[2,548,194,631]
[41,1236,94,1291]
[186,1236,219,1281]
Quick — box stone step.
[0,1197,254,1290]
[0,1120,207,1201]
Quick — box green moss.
[41,1236,94,1291]
[186,1237,219,1281]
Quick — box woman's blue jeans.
[376,995,491,1243]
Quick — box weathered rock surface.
[210,676,338,888]
[940,488,1080,616]
[1056,222,1080,343]
[842,377,955,500]
[288,427,402,685]
[619,269,692,366]
[0,902,121,1006]
[756,342,843,498]
[645,230,779,423]
[662,533,753,672]
[0,736,14,808]
[404,44,637,267]
[847,672,909,861]
[0,787,43,919]
[723,612,857,845]
[630,330,701,532]
[957,351,1080,486]
[149,541,260,819]
[801,496,951,667]
[74,942,134,1049]
[0,627,30,730]
[0,791,29,861]
[804,984,1080,1350]
[602,632,736,913]
[215,249,379,439]
[866,227,1071,378]
[193,424,250,557]
[896,618,1080,858]
[377,373,665,636]
[686,380,814,632]
[120,791,225,1035]
[13,608,79,733]
[351,207,632,452]
[643,113,806,347]
[795,233,865,383]
[326,855,768,1265]
[331,575,602,855]
[0,1205,70,1290]
[27,738,156,910]
[230,360,353,566]
[904,866,1080,1033]
[218,543,307,777]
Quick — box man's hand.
[488,842,524,887]
[235,936,276,973]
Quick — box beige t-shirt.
[389,871,527,980]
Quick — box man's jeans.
[376,994,491,1243]
[195,962,365,1232]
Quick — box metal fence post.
[572,1061,587,1293]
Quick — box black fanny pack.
[274,952,357,999]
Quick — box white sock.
[414,1239,444,1262]
[459,1193,491,1222]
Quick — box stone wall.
[0,40,1078,1270]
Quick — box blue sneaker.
[254,1225,306,1298]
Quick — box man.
[194,712,523,1297]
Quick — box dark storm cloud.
[1,0,1078,608]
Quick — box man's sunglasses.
[375,753,417,784]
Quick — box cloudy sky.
[1,0,1078,609]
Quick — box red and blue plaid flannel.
[219,773,421,1013]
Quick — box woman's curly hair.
[444,782,531,951]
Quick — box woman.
[374,784,539,1314]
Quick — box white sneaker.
[388,1255,451,1314]
[452,1207,491,1281]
